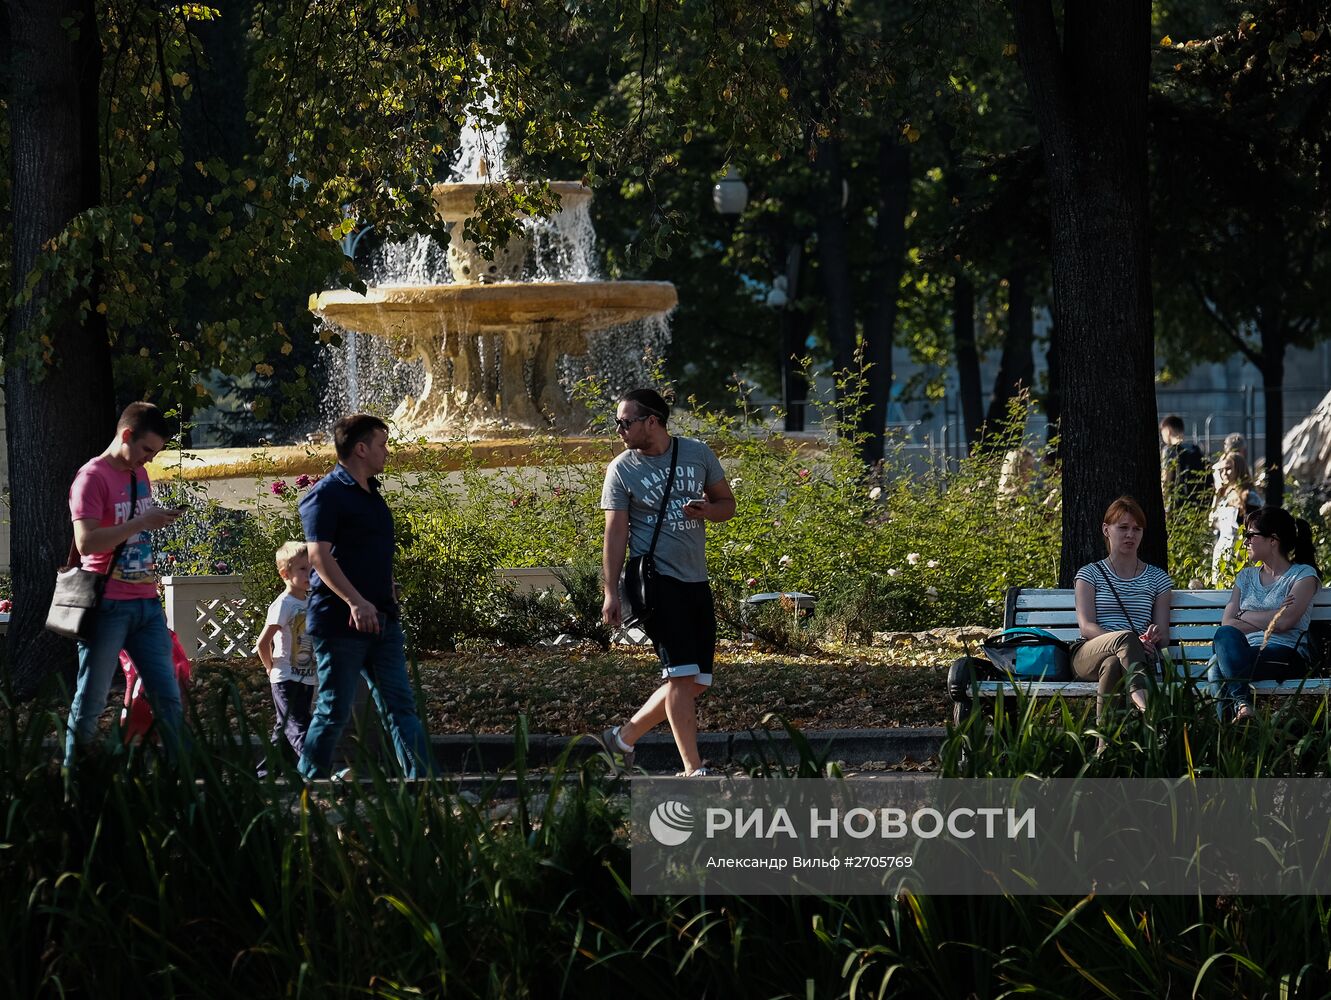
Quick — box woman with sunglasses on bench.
[1208,506,1322,722]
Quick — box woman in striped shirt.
[1072,495,1175,721]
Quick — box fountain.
[311,179,677,435]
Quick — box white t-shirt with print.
[261,592,316,685]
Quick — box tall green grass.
[8,674,1331,997]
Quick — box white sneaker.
[676,766,716,777]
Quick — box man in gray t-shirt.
[598,388,735,776]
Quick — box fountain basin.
[312,280,677,337]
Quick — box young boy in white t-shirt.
[256,541,315,758]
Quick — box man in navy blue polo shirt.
[296,413,433,779]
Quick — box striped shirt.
[1074,560,1174,636]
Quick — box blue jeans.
[1206,624,1306,719]
[65,598,184,765]
[297,620,433,779]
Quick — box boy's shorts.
[643,576,716,686]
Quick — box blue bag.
[982,627,1072,680]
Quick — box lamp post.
[712,166,749,215]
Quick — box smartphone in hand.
[683,497,706,518]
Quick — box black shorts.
[643,576,716,685]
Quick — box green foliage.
[10,675,1331,996]
[488,559,612,651]
[395,504,503,653]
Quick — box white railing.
[162,570,649,658]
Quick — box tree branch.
[1187,273,1261,367]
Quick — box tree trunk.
[941,137,982,447]
[5,0,114,696]
[1011,0,1163,582]
[856,137,911,465]
[985,265,1036,431]
[951,276,983,447]
[1259,324,1286,507]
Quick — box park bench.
[948,586,1331,724]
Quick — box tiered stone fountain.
[311,181,677,434]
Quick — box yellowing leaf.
[96,302,108,314]
[779,86,789,100]
[1302,30,1317,42]
[244,178,257,192]
[772,32,791,48]
[280,342,293,355]
[194,383,208,397]
[904,125,921,143]
[1002,42,1018,57]
[171,72,190,87]
[1159,35,1172,47]
[131,214,143,225]
[140,242,153,253]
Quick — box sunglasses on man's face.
[614,414,652,431]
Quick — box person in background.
[1209,451,1262,583]
[1207,507,1321,722]
[997,447,1037,500]
[1159,414,1208,511]
[1212,432,1247,490]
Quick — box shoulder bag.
[46,470,136,641]
[622,438,679,629]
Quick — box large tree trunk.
[1259,324,1286,507]
[5,0,114,696]
[857,137,911,465]
[1011,0,1163,582]
[951,276,983,447]
[941,137,983,447]
[985,265,1036,430]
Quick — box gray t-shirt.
[1234,563,1321,652]
[600,436,726,583]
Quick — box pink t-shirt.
[68,456,159,600]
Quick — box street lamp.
[712,165,749,215]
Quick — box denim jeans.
[297,620,433,779]
[1206,624,1306,719]
[65,597,184,765]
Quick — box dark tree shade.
[5,0,116,694]
[1011,0,1166,580]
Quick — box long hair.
[1245,506,1321,577]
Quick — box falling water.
[319,323,426,428]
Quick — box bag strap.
[1093,561,1142,635]
[644,438,679,560]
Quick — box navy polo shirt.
[299,464,397,638]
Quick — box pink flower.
[295,473,312,488]
[270,479,289,496]
[0,600,12,613]
[213,561,230,573]
[745,577,759,588]
[797,468,810,478]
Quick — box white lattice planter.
[162,575,253,659]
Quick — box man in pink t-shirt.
[64,402,187,766]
